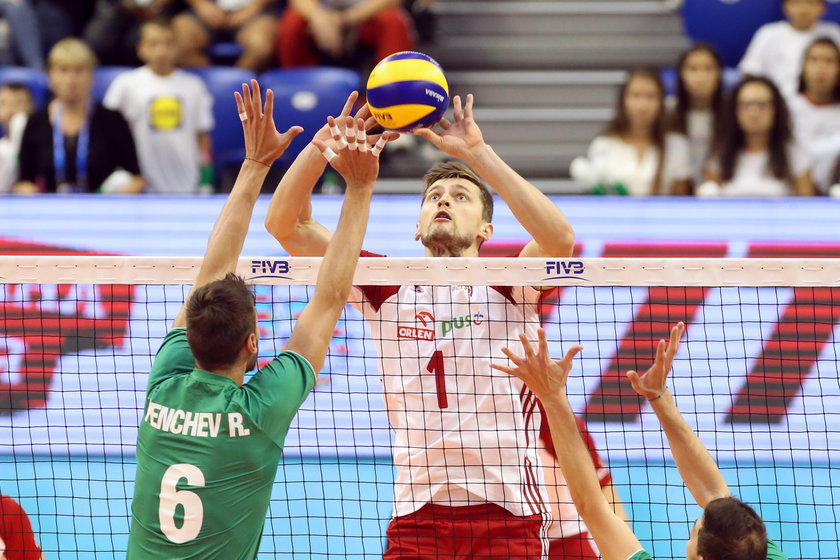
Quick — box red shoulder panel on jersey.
[357,250,400,312]
[537,400,611,486]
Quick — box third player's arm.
[415,94,575,258]
[627,323,731,508]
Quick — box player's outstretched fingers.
[345,116,358,151]
[340,90,359,119]
[452,95,463,122]
[250,79,263,118]
[356,118,368,152]
[240,82,255,122]
[438,117,453,130]
[328,116,348,150]
[234,91,248,127]
[371,131,396,157]
[464,93,475,120]
[313,139,338,163]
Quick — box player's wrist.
[462,143,494,170]
[647,387,669,402]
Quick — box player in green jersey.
[492,323,789,560]
[126,80,395,559]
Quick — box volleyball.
[366,51,450,132]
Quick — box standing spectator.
[667,44,725,187]
[84,0,178,67]
[0,0,43,69]
[789,37,840,193]
[105,18,215,194]
[15,38,144,194]
[172,0,278,72]
[704,77,814,197]
[0,83,34,193]
[571,68,691,196]
[278,0,415,67]
[739,0,840,98]
[0,494,44,560]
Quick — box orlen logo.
[543,260,588,281]
[398,311,435,341]
[249,259,292,280]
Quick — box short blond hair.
[48,38,98,71]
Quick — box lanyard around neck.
[52,101,91,192]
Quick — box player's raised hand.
[413,94,487,163]
[491,329,583,404]
[313,116,397,187]
[235,79,303,168]
[314,93,392,149]
[626,322,685,401]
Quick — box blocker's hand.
[235,79,303,168]
[626,322,684,401]
[413,93,487,163]
[491,328,583,404]
[313,116,397,187]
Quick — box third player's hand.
[626,322,685,400]
[235,80,303,168]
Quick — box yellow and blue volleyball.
[366,51,449,132]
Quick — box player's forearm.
[197,160,267,285]
[265,144,326,245]
[650,390,730,508]
[313,181,373,309]
[342,0,401,25]
[467,145,575,257]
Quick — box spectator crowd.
[0,0,839,197]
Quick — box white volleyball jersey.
[351,282,551,518]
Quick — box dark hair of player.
[602,68,668,194]
[698,497,768,560]
[798,37,840,101]
[422,161,494,223]
[713,76,793,183]
[185,273,257,371]
[669,43,725,139]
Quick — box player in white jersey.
[267,92,576,559]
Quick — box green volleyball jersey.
[627,550,652,560]
[126,328,315,560]
[624,539,787,560]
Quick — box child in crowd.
[0,83,34,193]
[571,68,691,196]
[739,0,840,97]
[788,37,840,193]
[703,77,814,197]
[667,44,725,187]
[104,18,215,194]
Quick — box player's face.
[49,63,94,105]
[685,516,702,560]
[138,25,178,75]
[416,178,491,257]
[736,82,775,137]
[623,76,662,131]
[802,43,840,96]
[783,0,825,30]
[681,50,720,103]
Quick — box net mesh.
[1,257,838,560]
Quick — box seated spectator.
[278,0,415,67]
[789,37,840,193]
[33,0,97,52]
[84,0,178,67]
[570,68,691,196]
[0,494,44,560]
[704,76,814,196]
[667,43,725,187]
[16,38,143,194]
[739,0,840,97]
[0,0,43,69]
[105,18,215,194]
[172,0,278,72]
[0,83,34,193]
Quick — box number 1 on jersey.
[426,350,448,409]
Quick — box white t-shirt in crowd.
[0,113,28,193]
[789,93,840,192]
[584,133,691,196]
[710,145,810,197]
[104,66,214,194]
[739,20,840,97]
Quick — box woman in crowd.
[704,76,814,197]
[571,68,691,196]
[788,37,840,194]
[667,43,726,187]
[15,38,143,194]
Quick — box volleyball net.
[1,256,838,559]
